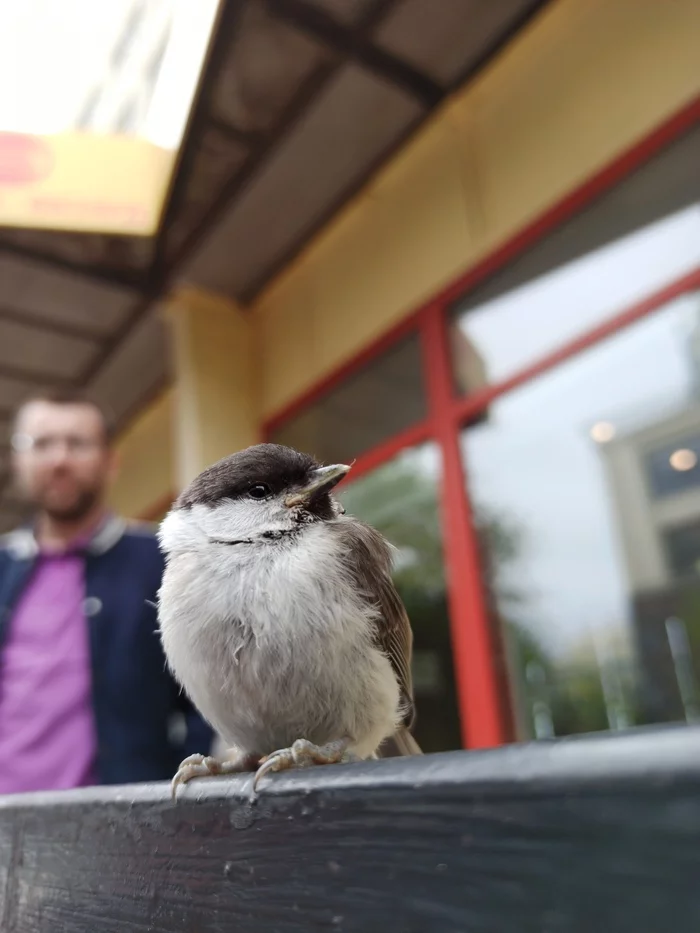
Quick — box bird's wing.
[331,517,415,729]
[377,728,423,757]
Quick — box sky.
[460,203,700,659]
[0,0,219,150]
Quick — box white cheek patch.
[197,499,284,541]
[158,508,207,555]
[159,497,294,555]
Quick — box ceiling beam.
[150,0,246,279]
[0,238,144,292]
[75,294,152,388]
[164,57,340,278]
[0,306,107,344]
[207,115,262,149]
[79,72,343,388]
[0,362,74,386]
[70,0,433,406]
[72,1,247,392]
[239,105,427,303]
[153,0,426,292]
[265,0,444,108]
[450,0,550,92]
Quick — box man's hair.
[13,391,115,444]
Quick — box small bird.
[157,443,421,797]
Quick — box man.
[0,392,212,793]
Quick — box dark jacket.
[0,517,213,786]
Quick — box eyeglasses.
[11,433,105,458]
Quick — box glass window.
[269,333,426,464]
[338,444,462,753]
[462,293,700,738]
[644,434,700,499]
[664,521,700,581]
[450,125,700,394]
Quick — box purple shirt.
[0,543,98,794]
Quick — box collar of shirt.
[36,514,111,559]
[5,515,127,562]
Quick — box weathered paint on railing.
[1,725,699,932]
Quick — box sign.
[0,131,175,236]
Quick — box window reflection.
[269,333,426,465]
[450,125,700,393]
[644,433,700,498]
[338,444,461,752]
[463,293,700,737]
[664,520,700,581]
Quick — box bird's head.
[159,443,351,554]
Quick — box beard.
[34,481,104,524]
[44,489,101,522]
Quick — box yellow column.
[109,389,175,519]
[167,286,258,489]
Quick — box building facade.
[108,0,700,751]
[74,0,175,136]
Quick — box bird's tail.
[376,727,423,758]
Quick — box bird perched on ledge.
[157,443,421,797]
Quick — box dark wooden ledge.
[2,725,700,932]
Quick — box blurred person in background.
[0,392,212,794]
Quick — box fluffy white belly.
[158,527,400,758]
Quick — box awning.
[0,0,547,530]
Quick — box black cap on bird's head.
[176,443,351,519]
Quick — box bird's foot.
[253,737,357,791]
[171,750,258,799]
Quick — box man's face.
[12,401,116,522]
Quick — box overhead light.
[590,421,616,444]
[669,449,697,472]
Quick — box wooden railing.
[1,725,699,931]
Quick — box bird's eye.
[248,483,272,500]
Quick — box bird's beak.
[284,463,351,508]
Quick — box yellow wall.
[108,388,174,518]
[109,287,259,514]
[168,287,258,487]
[113,0,700,515]
[254,0,700,418]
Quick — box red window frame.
[263,94,700,750]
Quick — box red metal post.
[420,303,506,749]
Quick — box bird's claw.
[253,737,356,792]
[171,751,257,800]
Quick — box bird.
[157,442,421,797]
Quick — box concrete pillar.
[167,287,258,489]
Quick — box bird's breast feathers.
[157,514,401,754]
[159,514,379,652]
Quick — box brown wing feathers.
[331,518,417,732]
